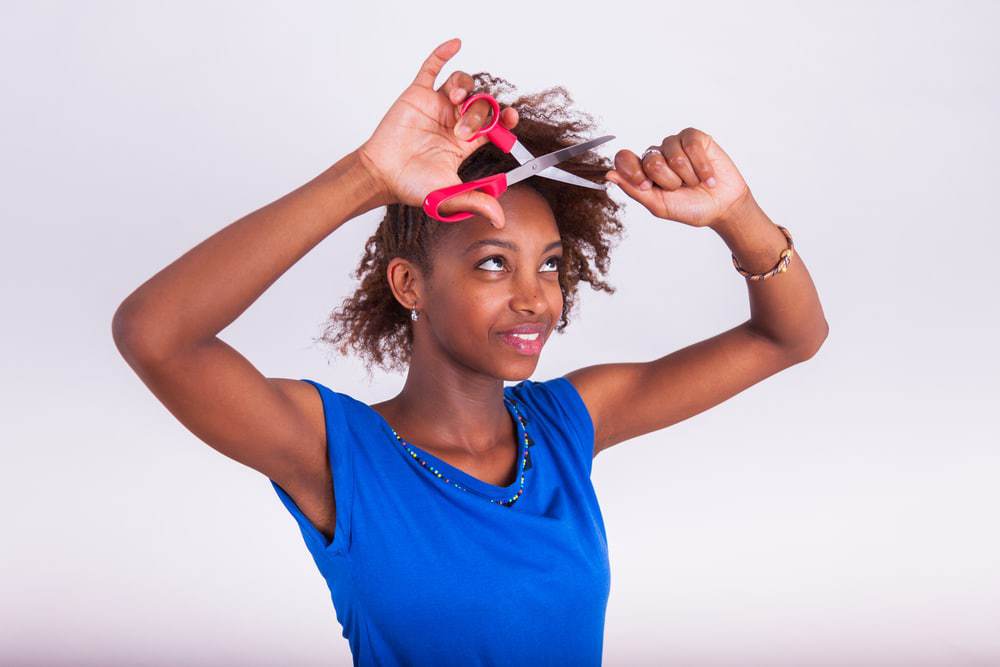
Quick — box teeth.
[511,332,540,340]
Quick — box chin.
[497,359,541,383]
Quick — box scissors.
[423,93,615,223]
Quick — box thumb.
[607,170,655,206]
[439,190,507,229]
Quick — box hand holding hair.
[605,128,751,230]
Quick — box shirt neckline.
[362,386,528,499]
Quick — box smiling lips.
[498,326,545,355]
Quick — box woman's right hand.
[356,38,519,229]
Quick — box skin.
[356,39,519,228]
[111,37,828,544]
[370,183,563,485]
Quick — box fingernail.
[640,180,652,190]
[456,124,469,139]
[706,176,717,188]
[453,88,466,101]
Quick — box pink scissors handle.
[456,93,516,152]
[423,173,508,222]
[422,93,517,222]
[424,93,517,222]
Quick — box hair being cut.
[316,73,627,379]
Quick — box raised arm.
[111,37,521,542]
[111,150,386,493]
[566,128,829,456]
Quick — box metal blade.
[505,135,615,187]
[508,139,610,189]
[508,142,537,166]
[536,166,609,190]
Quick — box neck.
[387,353,516,457]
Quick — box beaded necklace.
[388,395,534,507]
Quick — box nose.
[509,273,549,317]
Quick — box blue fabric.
[269,376,610,666]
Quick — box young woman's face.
[421,185,565,379]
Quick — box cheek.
[430,286,502,342]
[429,270,564,340]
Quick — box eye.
[476,255,563,273]
[477,255,506,272]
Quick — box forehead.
[435,185,561,256]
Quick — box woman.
[112,37,828,666]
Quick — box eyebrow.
[463,239,563,255]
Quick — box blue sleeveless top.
[269,376,610,666]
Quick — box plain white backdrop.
[2,1,998,665]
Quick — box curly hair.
[315,73,627,379]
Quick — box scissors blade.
[508,142,537,166]
[505,135,615,187]
[536,167,609,190]
[508,140,609,190]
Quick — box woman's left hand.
[605,128,751,228]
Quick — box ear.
[386,257,425,311]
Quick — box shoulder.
[510,376,588,414]
[271,378,328,449]
[509,376,596,455]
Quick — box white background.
[2,1,998,665]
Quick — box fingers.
[437,67,520,140]
[604,158,660,212]
[454,95,497,141]
[456,100,519,139]
[675,129,717,186]
[438,70,475,105]
[606,128,716,192]
[681,129,717,187]
[676,128,716,186]
[438,70,514,140]
[412,37,462,89]
[438,190,506,229]
[501,106,519,128]
[641,144,683,191]
[609,149,652,190]
[653,135,694,187]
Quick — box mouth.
[497,330,545,356]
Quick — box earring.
[410,307,420,321]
